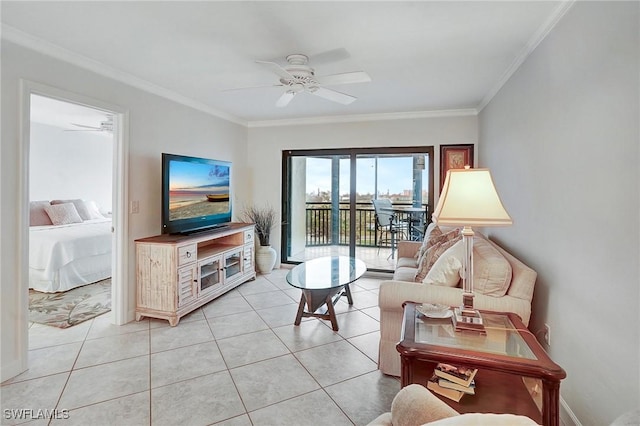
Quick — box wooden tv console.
[135,222,256,326]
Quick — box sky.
[305,156,429,196]
[169,159,230,190]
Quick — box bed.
[29,218,113,293]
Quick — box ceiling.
[2,1,569,126]
[30,94,113,132]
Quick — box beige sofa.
[367,384,539,426]
[378,227,537,377]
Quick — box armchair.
[367,384,539,426]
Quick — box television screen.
[162,153,232,234]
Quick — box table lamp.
[432,167,512,332]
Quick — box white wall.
[247,116,478,265]
[30,122,113,213]
[479,2,639,425]
[1,40,249,381]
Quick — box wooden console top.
[135,222,254,244]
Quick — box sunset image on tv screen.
[168,159,230,221]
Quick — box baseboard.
[561,396,582,426]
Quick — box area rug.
[29,279,111,328]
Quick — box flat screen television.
[161,153,232,234]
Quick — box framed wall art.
[439,144,474,192]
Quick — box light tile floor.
[289,246,398,271]
[2,269,400,426]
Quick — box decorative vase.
[255,245,277,274]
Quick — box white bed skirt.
[29,253,112,293]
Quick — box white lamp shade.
[433,168,512,226]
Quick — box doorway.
[18,82,129,370]
[282,147,434,272]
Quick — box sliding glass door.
[282,147,433,272]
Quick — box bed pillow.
[51,199,91,221]
[30,200,53,226]
[44,203,83,225]
[84,200,106,219]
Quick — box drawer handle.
[186,252,191,258]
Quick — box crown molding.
[247,108,478,128]
[1,24,247,127]
[477,0,576,112]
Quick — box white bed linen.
[29,218,112,293]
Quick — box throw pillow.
[417,226,460,262]
[415,226,438,259]
[414,234,462,282]
[472,236,513,297]
[29,200,53,226]
[423,239,464,286]
[84,200,106,219]
[51,199,91,221]
[44,203,83,225]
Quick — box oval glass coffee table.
[286,256,367,331]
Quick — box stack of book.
[426,363,478,402]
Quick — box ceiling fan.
[66,115,114,133]
[227,48,371,107]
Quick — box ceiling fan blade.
[256,60,295,80]
[276,90,297,108]
[70,122,101,130]
[308,48,350,65]
[308,87,356,105]
[315,71,372,86]
[220,83,284,92]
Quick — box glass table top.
[286,256,367,290]
[415,310,537,360]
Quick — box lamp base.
[453,307,486,334]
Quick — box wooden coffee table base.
[294,285,353,331]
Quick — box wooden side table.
[397,302,566,426]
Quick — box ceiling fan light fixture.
[243,48,370,108]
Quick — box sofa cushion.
[472,236,512,297]
[415,234,462,282]
[423,240,464,287]
[394,267,419,282]
[397,257,418,269]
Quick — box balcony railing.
[305,202,428,247]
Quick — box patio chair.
[372,199,408,258]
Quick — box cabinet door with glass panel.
[223,247,244,285]
[198,255,223,297]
